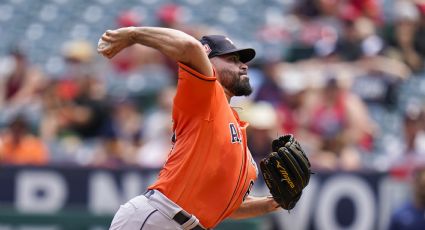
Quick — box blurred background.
[1,0,425,229]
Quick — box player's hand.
[97,27,135,59]
[260,134,312,210]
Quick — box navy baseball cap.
[200,35,256,63]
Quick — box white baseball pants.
[109,190,206,230]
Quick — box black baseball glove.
[260,134,312,210]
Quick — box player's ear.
[209,56,218,65]
[209,57,221,72]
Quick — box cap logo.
[225,37,234,45]
[203,44,212,55]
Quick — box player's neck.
[223,89,232,103]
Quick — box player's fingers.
[105,48,117,58]
[99,50,109,58]
[105,30,115,36]
[101,34,114,42]
[98,44,112,54]
[107,30,120,38]
[97,44,110,53]
[105,47,114,55]
[99,49,109,56]
[101,50,111,58]
[107,52,117,59]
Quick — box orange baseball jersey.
[148,63,258,228]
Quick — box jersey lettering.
[229,123,242,143]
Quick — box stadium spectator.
[156,3,183,29]
[254,61,284,106]
[155,3,205,38]
[386,101,425,170]
[56,40,107,139]
[388,165,425,230]
[39,40,109,165]
[0,115,49,165]
[92,98,143,169]
[136,86,175,168]
[105,10,175,104]
[351,31,410,111]
[242,101,278,164]
[336,16,377,61]
[0,47,46,128]
[109,10,147,74]
[339,0,382,23]
[384,0,425,72]
[273,67,322,157]
[403,104,425,156]
[307,76,376,171]
[0,48,45,106]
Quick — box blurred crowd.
[1,0,425,173]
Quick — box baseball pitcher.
[98,27,311,230]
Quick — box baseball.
[97,38,110,50]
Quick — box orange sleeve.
[173,63,217,118]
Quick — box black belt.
[173,210,206,230]
[144,190,206,230]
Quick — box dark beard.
[218,69,252,96]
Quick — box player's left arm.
[228,196,280,220]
